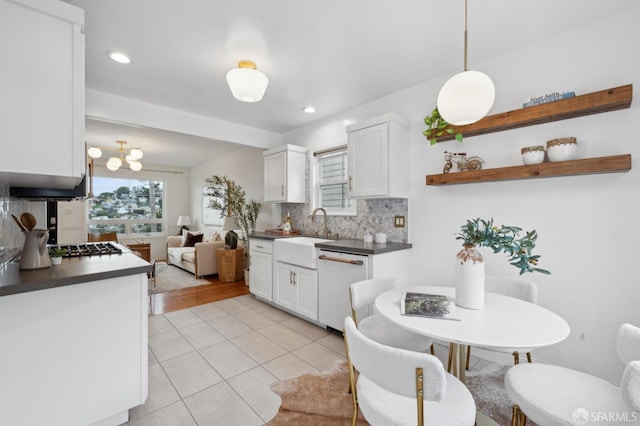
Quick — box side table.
[216,247,245,282]
[126,242,151,262]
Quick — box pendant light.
[226,60,269,103]
[437,0,495,126]
[87,140,143,171]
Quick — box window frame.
[311,145,356,216]
[87,174,167,238]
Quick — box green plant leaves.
[455,217,550,275]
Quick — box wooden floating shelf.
[426,154,631,186]
[431,84,632,142]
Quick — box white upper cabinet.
[347,113,409,199]
[0,0,85,188]
[263,144,306,203]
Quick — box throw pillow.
[184,232,203,247]
[181,230,201,246]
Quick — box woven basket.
[546,137,577,148]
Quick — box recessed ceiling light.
[107,51,131,64]
[303,106,316,114]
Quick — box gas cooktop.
[52,242,123,257]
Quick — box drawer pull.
[319,255,364,265]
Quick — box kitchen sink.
[274,237,332,269]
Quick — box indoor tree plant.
[454,218,549,309]
[204,175,261,242]
[204,175,262,283]
[423,107,463,145]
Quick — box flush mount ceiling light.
[87,140,143,171]
[106,51,131,64]
[226,60,269,102]
[436,0,495,126]
[303,106,316,114]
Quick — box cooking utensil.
[12,214,28,232]
[20,212,37,231]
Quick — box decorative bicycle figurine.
[443,151,484,174]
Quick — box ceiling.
[64,0,637,167]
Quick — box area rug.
[150,262,211,293]
[268,359,515,426]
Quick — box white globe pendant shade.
[87,146,102,158]
[437,70,495,126]
[106,157,122,171]
[226,60,269,103]
[129,161,142,171]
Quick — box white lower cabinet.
[274,261,318,321]
[249,240,273,300]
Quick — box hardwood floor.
[148,276,250,315]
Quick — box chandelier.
[436,0,495,125]
[87,140,143,171]
[226,60,269,103]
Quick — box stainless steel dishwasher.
[318,249,368,331]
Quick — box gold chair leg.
[513,352,520,364]
[526,351,532,363]
[466,345,471,370]
[511,404,527,426]
[447,342,454,373]
[430,343,435,355]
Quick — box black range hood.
[10,174,88,201]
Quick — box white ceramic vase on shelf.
[455,245,485,309]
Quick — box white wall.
[189,146,274,237]
[283,7,640,384]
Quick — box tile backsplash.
[282,198,409,242]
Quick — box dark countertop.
[249,232,412,255]
[315,239,412,255]
[0,251,152,297]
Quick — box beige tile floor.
[125,294,348,425]
[125,293,481,426]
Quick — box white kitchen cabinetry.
[0,274,147,426]
[347,113,409,198]
[0,0,85,189]
[263,144,306,203]
[249,239,273,300]
[274,262,318,320]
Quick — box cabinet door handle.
[256,245,263,249]
[289,270,293,285]
[348,176,353,191]
[281,184,285,196]
[293,271,297,286]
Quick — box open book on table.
[400,292,461,321]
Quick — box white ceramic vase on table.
[455,245,485,309]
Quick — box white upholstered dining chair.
[505,323,640,426]
[350,277,435,354]
[448,275,538,372]
[343,316,476,426]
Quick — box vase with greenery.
[456,217,550,275]
[454,218,549,309]
[204,175,262,241]
[423,107,463,145]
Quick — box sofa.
[166,235,225,278]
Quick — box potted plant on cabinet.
[455,218,549,309]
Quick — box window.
[88,176,165,235]
[312,146,356,216]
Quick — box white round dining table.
[375,285,570,382]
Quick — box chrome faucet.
[311,207,330,238]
